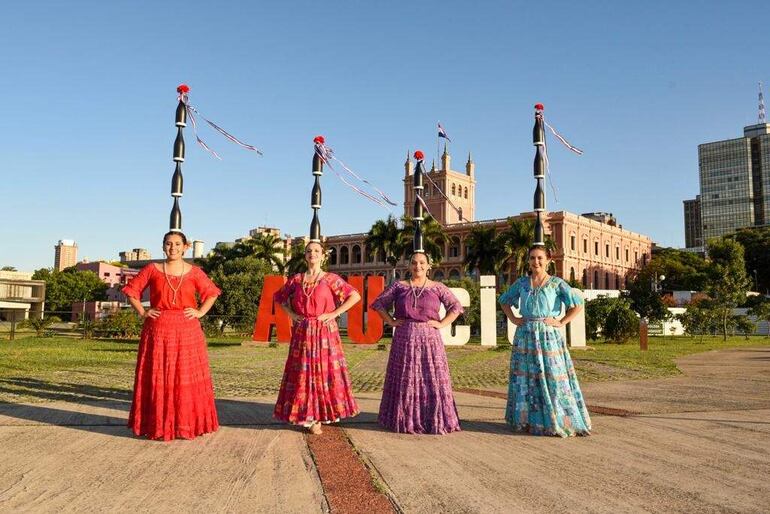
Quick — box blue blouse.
[498,276,583,319]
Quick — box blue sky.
[1,1,768,271]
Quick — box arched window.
[605,273,610,289]
[340,246,349,265]
[449,269,461,280]
[433,270,445,281]
[352,245,361,264]
[582,269,588,287]
[464,187,468,199]
[394,272,401,280]
[364,245,373,263]
[569,267,576,283]
[329,247,337,265]
[449,236,461,258]
[451,183,456,196]
[377,250,386,263]
[593,270,599,289]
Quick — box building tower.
[54,240,78,271]
[403,144,475,225]
[697,87,770,242]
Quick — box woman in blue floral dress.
[498,246,591,437]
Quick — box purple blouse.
[370,281,464,322]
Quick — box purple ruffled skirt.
[379,321,461,434]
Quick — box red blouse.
[122,264,221,311]
[274,273,356,318]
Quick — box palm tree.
[400,215,449,265]
[463,225,502,276]
[284,241,307,275]
[497,218,535,277]
[365,215,407,281]
[497,218,558,278]
[246,233,286,273]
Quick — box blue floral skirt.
[506,321,591,437]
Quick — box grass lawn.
[1,335,768,403]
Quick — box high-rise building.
[54,240,78,271]
[683,195,703,249]
[697,119,770,243]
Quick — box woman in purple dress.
[370,252,464,434]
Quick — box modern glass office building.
[686,122,770,246]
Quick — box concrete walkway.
[1,347,769,513]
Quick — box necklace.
[162,261,186,305]
[530,273,549,290]
[409,277,428,308]
[302,270,323,299]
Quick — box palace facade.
[324,148,653,289]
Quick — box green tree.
[444,277,480,335]
[246,232,286,273]
[648,247,710,291]
[32,268,108,314]
[705,238,752,341]
[623,266,670,323]
[19,315,61,337]
[585,296,639,343]
[1,266,17,271]
[676,301,719,342]
[497,218,535,277]
[365,215,407,281]
[463,225,502,276]
[200,255,272,335]
[747,297,770,338]
[284,241,307,276]
[731,314,755,339]
[400,215,449,265]
[730,226,770,293]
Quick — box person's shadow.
[0,377,283,439]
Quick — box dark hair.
[408,252,433,266]
[528,245,552,259]
[163,231,188,245]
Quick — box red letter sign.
[252,275,292,343]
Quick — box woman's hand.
[543,317,562,328]
[184,308,203,320]
[143,308,161,319]
[508,316,525,327]
[316,312,336,324]
[386,317,403,327]
[427,320,444,329]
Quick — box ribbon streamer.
[314,142,395,210]
[543,119,583,155]
[178,90,263,158]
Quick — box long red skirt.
[128,311,219,441]
[274,319,359,425]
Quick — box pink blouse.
[274,273,356,318]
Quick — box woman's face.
[409,253,429,279]
[304,242,324,267]
[163,234,187,260]
[528,248,549,273]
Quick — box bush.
[586,296,639,343]
[96,309,143,338]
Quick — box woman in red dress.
[273,241,361,434]
[122,231,221,441]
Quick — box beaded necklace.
[409,277,429,308]
[302,270,323,299]
[162,261,187,305]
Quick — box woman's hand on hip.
[543,317,562,327]
[316,312,336,324]
[143,308,161,319]
[427,320,444,329]
[184,308,203,319]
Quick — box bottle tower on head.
[532,103,546,246]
